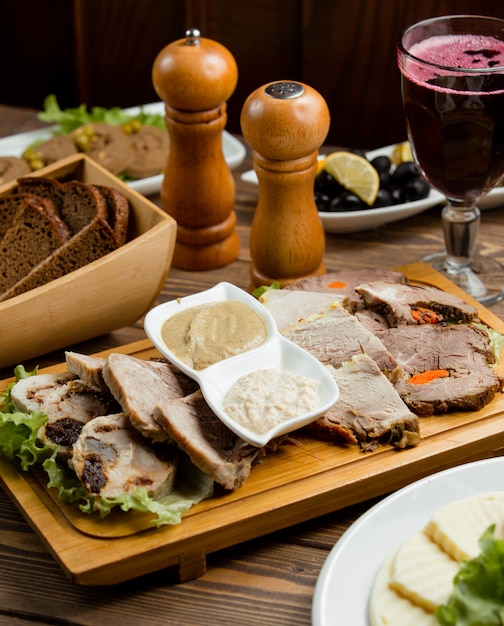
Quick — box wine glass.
[397,14,504,305]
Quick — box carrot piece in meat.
[408,369,449,385]
[410,306,440,324]
[328,281,348,289]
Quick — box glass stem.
[441,203,481,271]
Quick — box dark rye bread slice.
[0,215,118,301]
[17,177,108,236]
[0,198,71,295]
[0,192,63,241]
[93,184,129,246]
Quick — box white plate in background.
[241,145,504,234]
[0,102,246,196]
[312,456,504,626]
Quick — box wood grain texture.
[1,105,504,624]
[6,0,504,149]
[1,263,504,587]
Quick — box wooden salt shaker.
[152,28,240,270]
[241,81,330,288]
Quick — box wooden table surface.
[1,104,504,625]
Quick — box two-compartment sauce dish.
[144,282,339,447]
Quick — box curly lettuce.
[436,525,504,625]
[0,366,213,526]
[37,94,166,134]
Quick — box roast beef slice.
[260,289,348,331]
[377,324,503,416]
[306,356,420,450]
[102,353,198,442]
[154,390,269,492]
[282,303,401,381]
[355,281,479,326]
[286,268,408,311]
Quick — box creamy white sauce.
[223,368,319,434]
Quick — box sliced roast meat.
[286,269,408,311]
[102,353,199,442]
[353,308,390,333]
[71,412,178,499]
[10,372,120,452]
[377,324,503,416]
[27,135,78,167]
[259,289,348,331]
[306,356,420,450]
[154,390,281,491]
[0,156,30,185]
[72,122,134,175]
[356,281,479,326]
[65,351,108,390]
[123,125,170,179]
[282,303,401,381]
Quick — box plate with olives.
[242,143,447,233]
[315,145,446,233]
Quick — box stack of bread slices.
[0,176,129,302]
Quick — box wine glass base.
[422,251,504,306]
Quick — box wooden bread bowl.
[0,153,176,370]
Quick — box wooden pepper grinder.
[241,81,330,288]
[152,28,240,270]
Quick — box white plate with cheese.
[312,456,504,626]
[0,102,246,196]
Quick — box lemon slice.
[323,151,380,205]
[391,141,413,165]
[316,156,327,175]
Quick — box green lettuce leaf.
[436,525,504,625]
[37,94,165,134]
[472,322,504,364]
[252,282,281,299]
[0,366,213,526]
[0,366,54,470]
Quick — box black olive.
[329,191,366,212]
[314,192,331,212]
[315,170,345,196]
[404,178,430,202]
[378,169,391,188]
[370,155,391,174]
[390,161,419,186]
[372,189,393,208]
[389,187,406,205]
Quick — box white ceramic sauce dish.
[144,282,339,447]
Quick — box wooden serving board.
[1,262,504,586]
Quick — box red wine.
[400,34,504,203]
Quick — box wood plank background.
[3,1,504,149]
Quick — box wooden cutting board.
[1,262,504,586]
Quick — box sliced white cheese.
[368,551,438,626]
[424,491,504,561]
[389,530,458,612]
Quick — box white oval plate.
[241,144,504,234]
[0,102,246,196]
[312,456,504,626]
[144,282,339,447]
